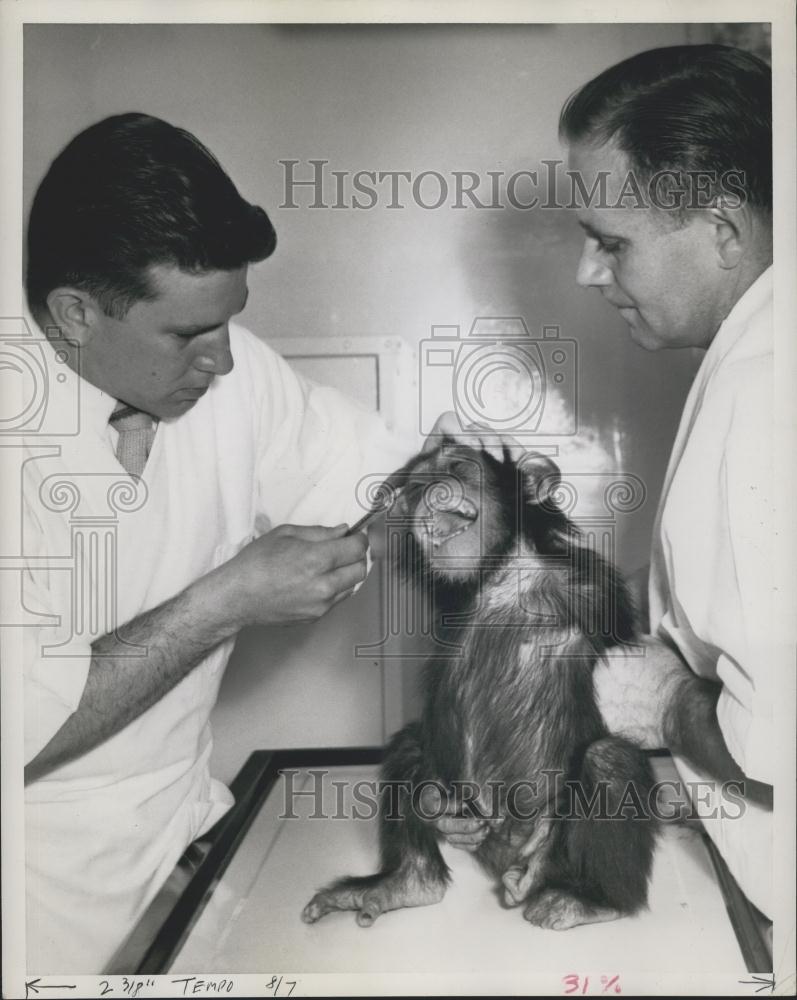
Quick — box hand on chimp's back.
[592,636,688,751]
[594,636,772,807]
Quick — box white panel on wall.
[287,355,379,412]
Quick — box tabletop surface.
[166,760,746,977]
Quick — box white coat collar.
[702,264,772,369]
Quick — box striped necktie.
[110,402,158,477]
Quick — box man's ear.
[44,287,102,346]
[707,199,750,270]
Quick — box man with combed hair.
[22,113,491,972]
[439,44,778,929]
[22,113,385,973]
[559,45,776,922]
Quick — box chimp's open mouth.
[429,496,478,549]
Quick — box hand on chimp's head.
[424,410,527,465]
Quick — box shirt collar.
[78,371,119,437]
[704,265,772,365]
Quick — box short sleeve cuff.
[24,630,92,764]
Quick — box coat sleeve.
[659,352,776,785]
[20,496,93,764]
[713,356,776,784]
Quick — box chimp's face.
[394,443,564,582]
[396,445,511,581]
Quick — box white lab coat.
[22,321,410,973]
[649,266,777,916]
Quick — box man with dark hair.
[436,45,777,931]
[21,112,490,972]
[22,112,381,972]
[26,113,278,322]
[561,45,775,920]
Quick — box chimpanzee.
[302,442,656,931]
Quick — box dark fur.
[303,444,656,929]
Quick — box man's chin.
[624,319,662,351]
[159,398,200,420]
[629,331,660,351]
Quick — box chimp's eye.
[449,460,476,477]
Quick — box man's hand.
[592,636,690,750]
[594,637,772,805]
[219,523,369,628]
[425,410,525,464]
[25,522,368,783]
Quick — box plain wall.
[24,23,711,769]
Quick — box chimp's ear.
[517,452,561,507]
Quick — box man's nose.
[193,325,234,376]
[576,239,613,288]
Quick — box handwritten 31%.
[563,974,621,994]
